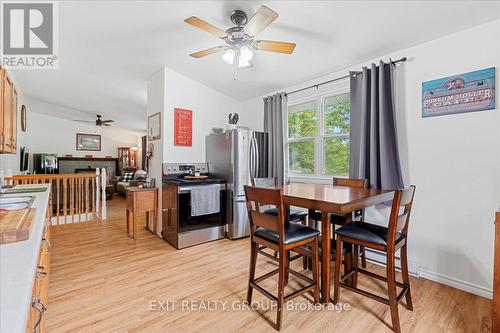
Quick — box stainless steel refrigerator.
[206,129,268,239]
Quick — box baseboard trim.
[418,269,493,300]
[364,249,492,299]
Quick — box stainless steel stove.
[161,163,227,249]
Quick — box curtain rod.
[285,57,407,96]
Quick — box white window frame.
[286,86,350,182]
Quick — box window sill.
[289,174,346,184]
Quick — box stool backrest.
[251,177,277,188]
[333,177,368,188]
[251,178,278,211]
[387,185,416,249]
[244,185,285,238]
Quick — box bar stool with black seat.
[251,177,308,265]
[244,185,320,331]
[333,186,416,333]
[308,177,369,268]
[251,177,308,224]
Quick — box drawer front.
[136,191,156,212]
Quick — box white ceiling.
[12,1,500,131]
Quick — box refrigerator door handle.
[254,137,260,177]
[249,137,255,180]
[252,136,258,179]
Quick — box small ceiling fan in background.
[73,114,114,127]
[185,5,296,68]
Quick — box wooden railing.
[10,168,108,225]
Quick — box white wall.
[0,70,143,174]
[146,68,166,237]
[23,111,140,158]
[240,19,500,298]
[162,67,251,162]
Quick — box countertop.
[0,184,51,333]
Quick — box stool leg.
[311,237,320,303]
[361,246,367,268]
[276,247,286,331]
[400,244,413,311]
[344,246,353,287]
[302,215,308,270]
[284,250,290,286]
[353,245,359,287]
[333,237,343,304]
[247,241,258,303]
[387,252,401,333]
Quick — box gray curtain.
[349,61,404,190]
[263,93,286,186]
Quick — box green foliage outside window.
[288,94,350,175]
[289,141,314,173]
[324,94,350,135]
[288,102,317,138]
[324,138,349,175]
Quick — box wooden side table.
[126,187,158,239]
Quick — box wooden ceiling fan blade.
[73,120,95,123]
[190,46,225,58]
[103,123,112,127]
[255,40,296,54]
[243,6,278,37]
[184,16,228,39]
[102,120,114,123]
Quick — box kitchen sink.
[0,195,35,211]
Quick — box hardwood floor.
[46,197,492,333]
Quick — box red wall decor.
[174,108,192,146]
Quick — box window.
[287,91,350,177]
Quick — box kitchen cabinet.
[0,67,4,151]
[0,65,18,154]
[25,204,51,333]
[0,186,51,333]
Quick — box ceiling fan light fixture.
[222,49,235,64]
[237,57,253,69]
[239,45,254,62]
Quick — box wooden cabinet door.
[10,86,18,152]
[2,76,15,153]
[0,67,5,152]
[3,76,12,152]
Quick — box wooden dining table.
[282,183,394,302]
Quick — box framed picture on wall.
[76,133,101,151]
[422,67,496,117]
[174,108,192,146]
[148,112,161,141]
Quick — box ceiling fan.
[185,5,296,68]
[73,114,114,127]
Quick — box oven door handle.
[178,184,226,194]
